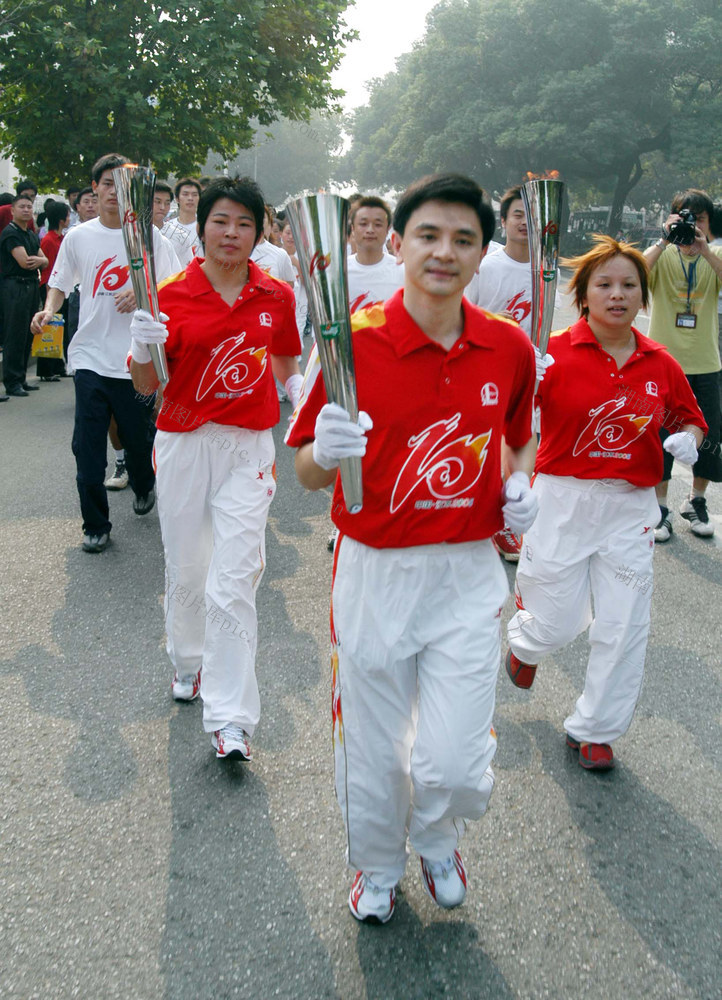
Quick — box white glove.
[130,309,169,364]
[663,431,698,466]
[502,471,539,536]
[284,373,303,410]
[312,402,373,471]
[534,346,555,382]
[531,405,541,435]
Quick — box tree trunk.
[608,157,643,236]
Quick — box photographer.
[644,188,722,540]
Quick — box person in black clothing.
[0,194,48,397]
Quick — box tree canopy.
[209,112,345,205]
[344,0,721,231]
[0,0,354,187]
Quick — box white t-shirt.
[466,249,534,336]
[251,239,296,284]
[161,218,201,267]
[160,232,182,273]
[50,218,176,379]
[346,253,404,314]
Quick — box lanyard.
[677,250,699,312]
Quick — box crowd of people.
[3,154,721,925]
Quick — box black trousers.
[3,276,39,391]
[72,369,156,535]
[661,371,722,483]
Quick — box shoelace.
[427,857,454,877]
[222,723,248,744]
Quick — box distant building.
[0,155,15,193]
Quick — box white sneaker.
[420,850,467,909]
[348,871,396,924]
[212,724,251,761]
[171,668,201,701]
[654,505,672,543]
[105,458,129,490]
[679,496,715,537]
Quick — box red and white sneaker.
[505,648,537,689]
[420,850,467,909]
[171,668,201,702]
[212,724,252,761]
[566,734,614,770]
[493,528,522,562]
[348,871,396,924]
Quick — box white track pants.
[331,537,508,889]
[154,424,276,735]
[507,474,659,744]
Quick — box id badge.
[675,312,697,329]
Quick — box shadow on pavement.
[160,711,338,1000]
[0,507,167,801]
[526,719,721,999]
[356,899,514,1000]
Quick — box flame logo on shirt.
[92,256,130,297]
[350,292,372,314]
[505,291,532,325]
[390,413,492,513]
[572,397,653,456]
[196,333,267,401]
[310,250,331,275]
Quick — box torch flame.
[525,170,561,181]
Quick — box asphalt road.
[1,319,720,1000]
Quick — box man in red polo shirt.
[286,174,538,924]
[130,176,301,763]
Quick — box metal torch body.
[286,194,363,514]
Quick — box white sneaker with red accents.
[171,668,201,702]
[493,528,522,562]
[348,871,396,924]
[211,724,252,761]
[420,850,467,909]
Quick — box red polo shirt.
[40,230,63,286]
[155,257,300,433]
[536,318,707,485]
[286,289,536,548]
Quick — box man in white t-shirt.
[464,186,533,334]
[251,205,296,285]
[252,206,297,400]
[280,217,310,338]
[346,196,404,314]
[31,152,176,553]
[466,186,535,564]
[162,177,202,267]
[152,181,182,272]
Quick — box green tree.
[207,112,345,204]
[0,0,354,187]
[344,0,721,233]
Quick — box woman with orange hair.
[505,236,707,770]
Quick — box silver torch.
[113,163,169,386]
[521,175,565,389]
[286,194,362,514]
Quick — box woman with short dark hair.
[506,236,708,770]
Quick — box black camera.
[665,209,697,246]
